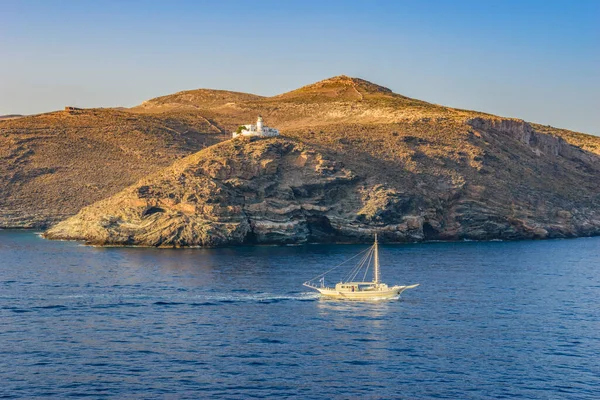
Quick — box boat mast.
[373,233,380,284]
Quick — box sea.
[1,230,599,399]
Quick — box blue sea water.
[0,230,599,399]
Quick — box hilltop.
[0,114,24,120]
[132,89,264,113]
[2,75,599,241]
[131,75,600,147]
[273,75,394,102]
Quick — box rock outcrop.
[45,138,361,246]
[45,128,600,246]
[468,117,578,159]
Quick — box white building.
[232,116,279,138]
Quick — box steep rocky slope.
[46,98,600,246]
[46,138,358,245]
[0,108,228,227]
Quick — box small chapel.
[232,116,279,138]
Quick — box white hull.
[305,283,419,300]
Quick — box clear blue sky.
[1,0,598,134]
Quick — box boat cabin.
[335,282,388,292]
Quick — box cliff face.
[46,138,360,246]
[468,117,582,159]
[45,126,600,246]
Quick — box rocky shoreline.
[44,133,600,247]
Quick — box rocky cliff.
[45,119,600,246]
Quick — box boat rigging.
[303,234,419,300]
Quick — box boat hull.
[309,284,419,300]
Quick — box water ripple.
[0,230,599,399]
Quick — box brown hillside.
[0,114,25,120]
[3,75,600,238]
[45,79,600,245]
[274,75,394,102]
[132,89,264,113]
[0,108,227,227]
[46,126,600,246]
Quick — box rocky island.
[2,76,599,245]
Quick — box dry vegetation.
[0,108,227,227]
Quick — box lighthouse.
[256,115,264,133]
[232,116,279,138]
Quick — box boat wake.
[11,291,407,313]
[44,291,323,306]
[187,292,321,304]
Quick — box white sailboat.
[303,234,419,300]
